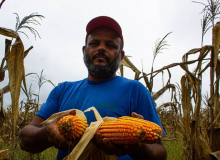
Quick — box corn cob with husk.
[97,121,146,145]
[117,116,163,143]
[58,115,89,140]
[57,114,162,144]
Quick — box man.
[19,16,167,160]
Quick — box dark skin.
[19,111,78,153]
[20,27,167,159]
[82,27,124,81]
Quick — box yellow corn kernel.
[58,115,89,140]
[98,121,145,145]
[117,116,163,143]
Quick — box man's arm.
[19,112,76,153]
[129,142,166,160]
[19,116,52,153]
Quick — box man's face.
[83,27,124,79]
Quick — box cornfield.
[0,1,220,159]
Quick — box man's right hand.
[19,110,78,153]
[46,110,78,151]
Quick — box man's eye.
[108,44,116,48]
[89,42,99,46]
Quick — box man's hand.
[92,113,166,159]
[92,132,139,157]
[46,110,79,151]
[131,112,144,119]
[92,112,144,156]
[20,110,79,153]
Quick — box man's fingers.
[69,110,76,116]
[102,138,109,146]
[55,141,74,151]
[131,112,144,119]
[95,133,102,142]
[92,133,103,149]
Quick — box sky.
[0,0,215,108]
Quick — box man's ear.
[121,51,125,60]
[82,46,86,54]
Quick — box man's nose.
[98,43,106,52]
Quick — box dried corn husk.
[41,109,87,126]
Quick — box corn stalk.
[209,21,220,153]
[0,28,25,153]
[0,13,44,159]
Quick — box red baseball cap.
[86,16,124,47]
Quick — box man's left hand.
[92,132,139,157]
[92,112,145,156]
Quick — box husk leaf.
[41,109,86,126]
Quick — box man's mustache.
[91,52,110,62]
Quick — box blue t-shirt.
[36,76,163,160]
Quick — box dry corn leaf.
[181,76,191,139]
[213,22,220,71]
[0,27,18,38]
[195,46,212,75]
[195,135,212,160]
[0,149,13,159]
[2,85,10,94]
[153,84,175,101]
[0,39,12,82]
[0,27,26,146]
[176,121,185,134]
[119,65,123,77]
[210,151,220,160]
[156,102,176,112]
[138,57,209,81]
[0,70,4,82]
[122,56,141,74]
[198,62,211,75]
[7,36,24,142]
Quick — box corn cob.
[98,121,146,145]
[117,116,163,143]
[57,115,88,140]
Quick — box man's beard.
[83,50,121,79]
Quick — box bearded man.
[19,16,167,160]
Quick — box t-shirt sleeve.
[35,84,62,120]
[136,87,166,136]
